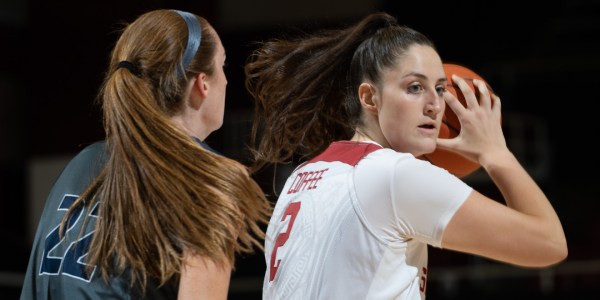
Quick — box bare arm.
[178,253,232,300]
[437,75,567,267]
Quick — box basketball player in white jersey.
[244,12,567,299]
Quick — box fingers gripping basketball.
[419,63,498,178]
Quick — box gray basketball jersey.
[20,141,177,299]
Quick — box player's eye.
[407,83,424,94]
[435,85,446,96]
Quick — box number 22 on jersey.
[39,194,98,281]
[269,201,301,281]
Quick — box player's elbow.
[532,225,569,267]
[547,233,569,265]
[530,241,568,268]
[546,242,568,266]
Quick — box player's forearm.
[481,149,567,259]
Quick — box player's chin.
[411,140,437,157]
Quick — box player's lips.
[418,122,437,135]
[418,121,436,129]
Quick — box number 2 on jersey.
[269,201,301,281]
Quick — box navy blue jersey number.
[39,194,99,282]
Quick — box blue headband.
[171,10,202,76]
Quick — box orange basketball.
[420,63,497,178]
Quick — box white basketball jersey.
[263,141,472,299]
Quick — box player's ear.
[188,73,208,109]
[195,73,209,97]
[358,83,377,113]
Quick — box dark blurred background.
[1,0,599,299]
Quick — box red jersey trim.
[307,141,382,167]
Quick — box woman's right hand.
[435,74,508,169]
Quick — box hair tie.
[171,10,202,77]
[117,61,142,77]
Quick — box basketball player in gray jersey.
[21,9,271,299]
